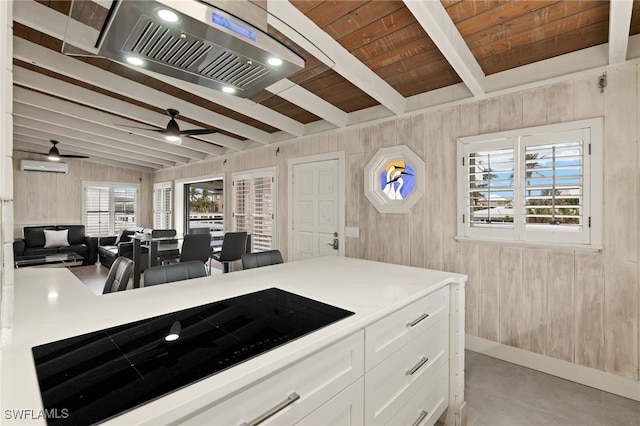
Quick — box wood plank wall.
[152,67,638,382]
[11,152,153,237]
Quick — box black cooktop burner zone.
[31,288,354,425]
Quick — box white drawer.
[179,331,364,425]
[297,377,364,426]
[365,286,449,371]
[364,317,448,426]
[386,361,448,426]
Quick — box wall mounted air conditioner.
[20,160,69,174]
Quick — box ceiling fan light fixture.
[165,135,182,144]
[48,142,60,161]
[125,56,144,66]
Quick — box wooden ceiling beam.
[12,105,186,167]
[267,79,348,128]
[267,0,407,115]
[403,0,485,97]
[609,0,634,64]
[12,39,271,147]
[13,67,229,156]
[13,85,220,162]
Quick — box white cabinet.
[177,287,455,426]
[365,286,449,371]
[364,287,450,426]
[179,331,364,425]
[297,378,364,425]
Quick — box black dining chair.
[179,233,212,270]
[210,232,248,273]
[143,261,208,286]
[241,250,284,270]
[102,256,134,294]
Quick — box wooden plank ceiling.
[11,0,640,171]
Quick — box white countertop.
[1,256,466,425]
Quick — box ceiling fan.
[121,108,218,143]
[16,140,89,161]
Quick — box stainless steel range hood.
[96,0,304,98]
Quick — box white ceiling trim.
[403,0,485,97]
[13,37,271,146]
[267,79,348,128]
[13,86,210,162]
[266,0,407,116]
[609,0,634,64]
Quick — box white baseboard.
[466,335,640,402]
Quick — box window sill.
[454,236,603,253]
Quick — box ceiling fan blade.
[180,128,218,136]
[60,154,90,159]
[118,124,165,133]
[14,148,49,155]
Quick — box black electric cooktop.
[31,288,354,425]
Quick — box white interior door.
[291,156,343,261]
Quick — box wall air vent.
[96,0,305,98]
[20,160,69,174]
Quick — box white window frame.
[232,166,277,252]
[153,181,173,229]
[456,117,603,251]
[82,181,140,237]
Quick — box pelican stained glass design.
[380,161,415,200]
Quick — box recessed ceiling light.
[268,57,283,67]
[222,86,236,94]
[126,56,144,66]
[157,9,179,23]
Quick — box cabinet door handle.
[406,356,429,375]
[411,410,429,426]
[406,313,429,328]
[239,392,300,426]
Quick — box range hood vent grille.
[96,1,305,98]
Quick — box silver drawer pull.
[406,356,429,375]
[240,392,300,426]
[412,410,429,426]
[406,313,429,328]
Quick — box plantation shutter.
[83,182,139,236]
[85,185,110,236]
[153,182,172,229]
[232,168,276,252]
[251,175,274,251]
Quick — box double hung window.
[457,118,603,249]
[83,182,140,236]
[232,167,276,252]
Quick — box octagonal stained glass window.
[365,145,425,213]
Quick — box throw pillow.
[115,229,135,245]
[43,229,69,248]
